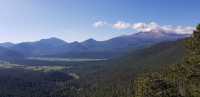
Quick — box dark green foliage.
[0,68,79,97]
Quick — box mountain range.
[0,31,190,59]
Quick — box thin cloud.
[93,21,107,28]
[112,21,131,30]
[132,22,194,34]
[93,21,194,34]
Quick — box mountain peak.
[40,37,63,41]
[71,41,80,44]
[135,31,166,37]
[38,37,67,44]
[130,31,190,42]
[82,39,99,46]
[83,38,97,43]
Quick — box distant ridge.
[0,31,190,58]
[0,42,15,48]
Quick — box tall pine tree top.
[197,24,200,31]
[192,24,200,54]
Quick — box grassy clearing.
[0,60,67,72]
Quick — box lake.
[27,57,107,62]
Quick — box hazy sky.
[0,0,199,43]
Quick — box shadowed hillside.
[77,38,187,97]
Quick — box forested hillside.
[134,24,200,97]
[77,37,187,97]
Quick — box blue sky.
[0,0,199,43]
